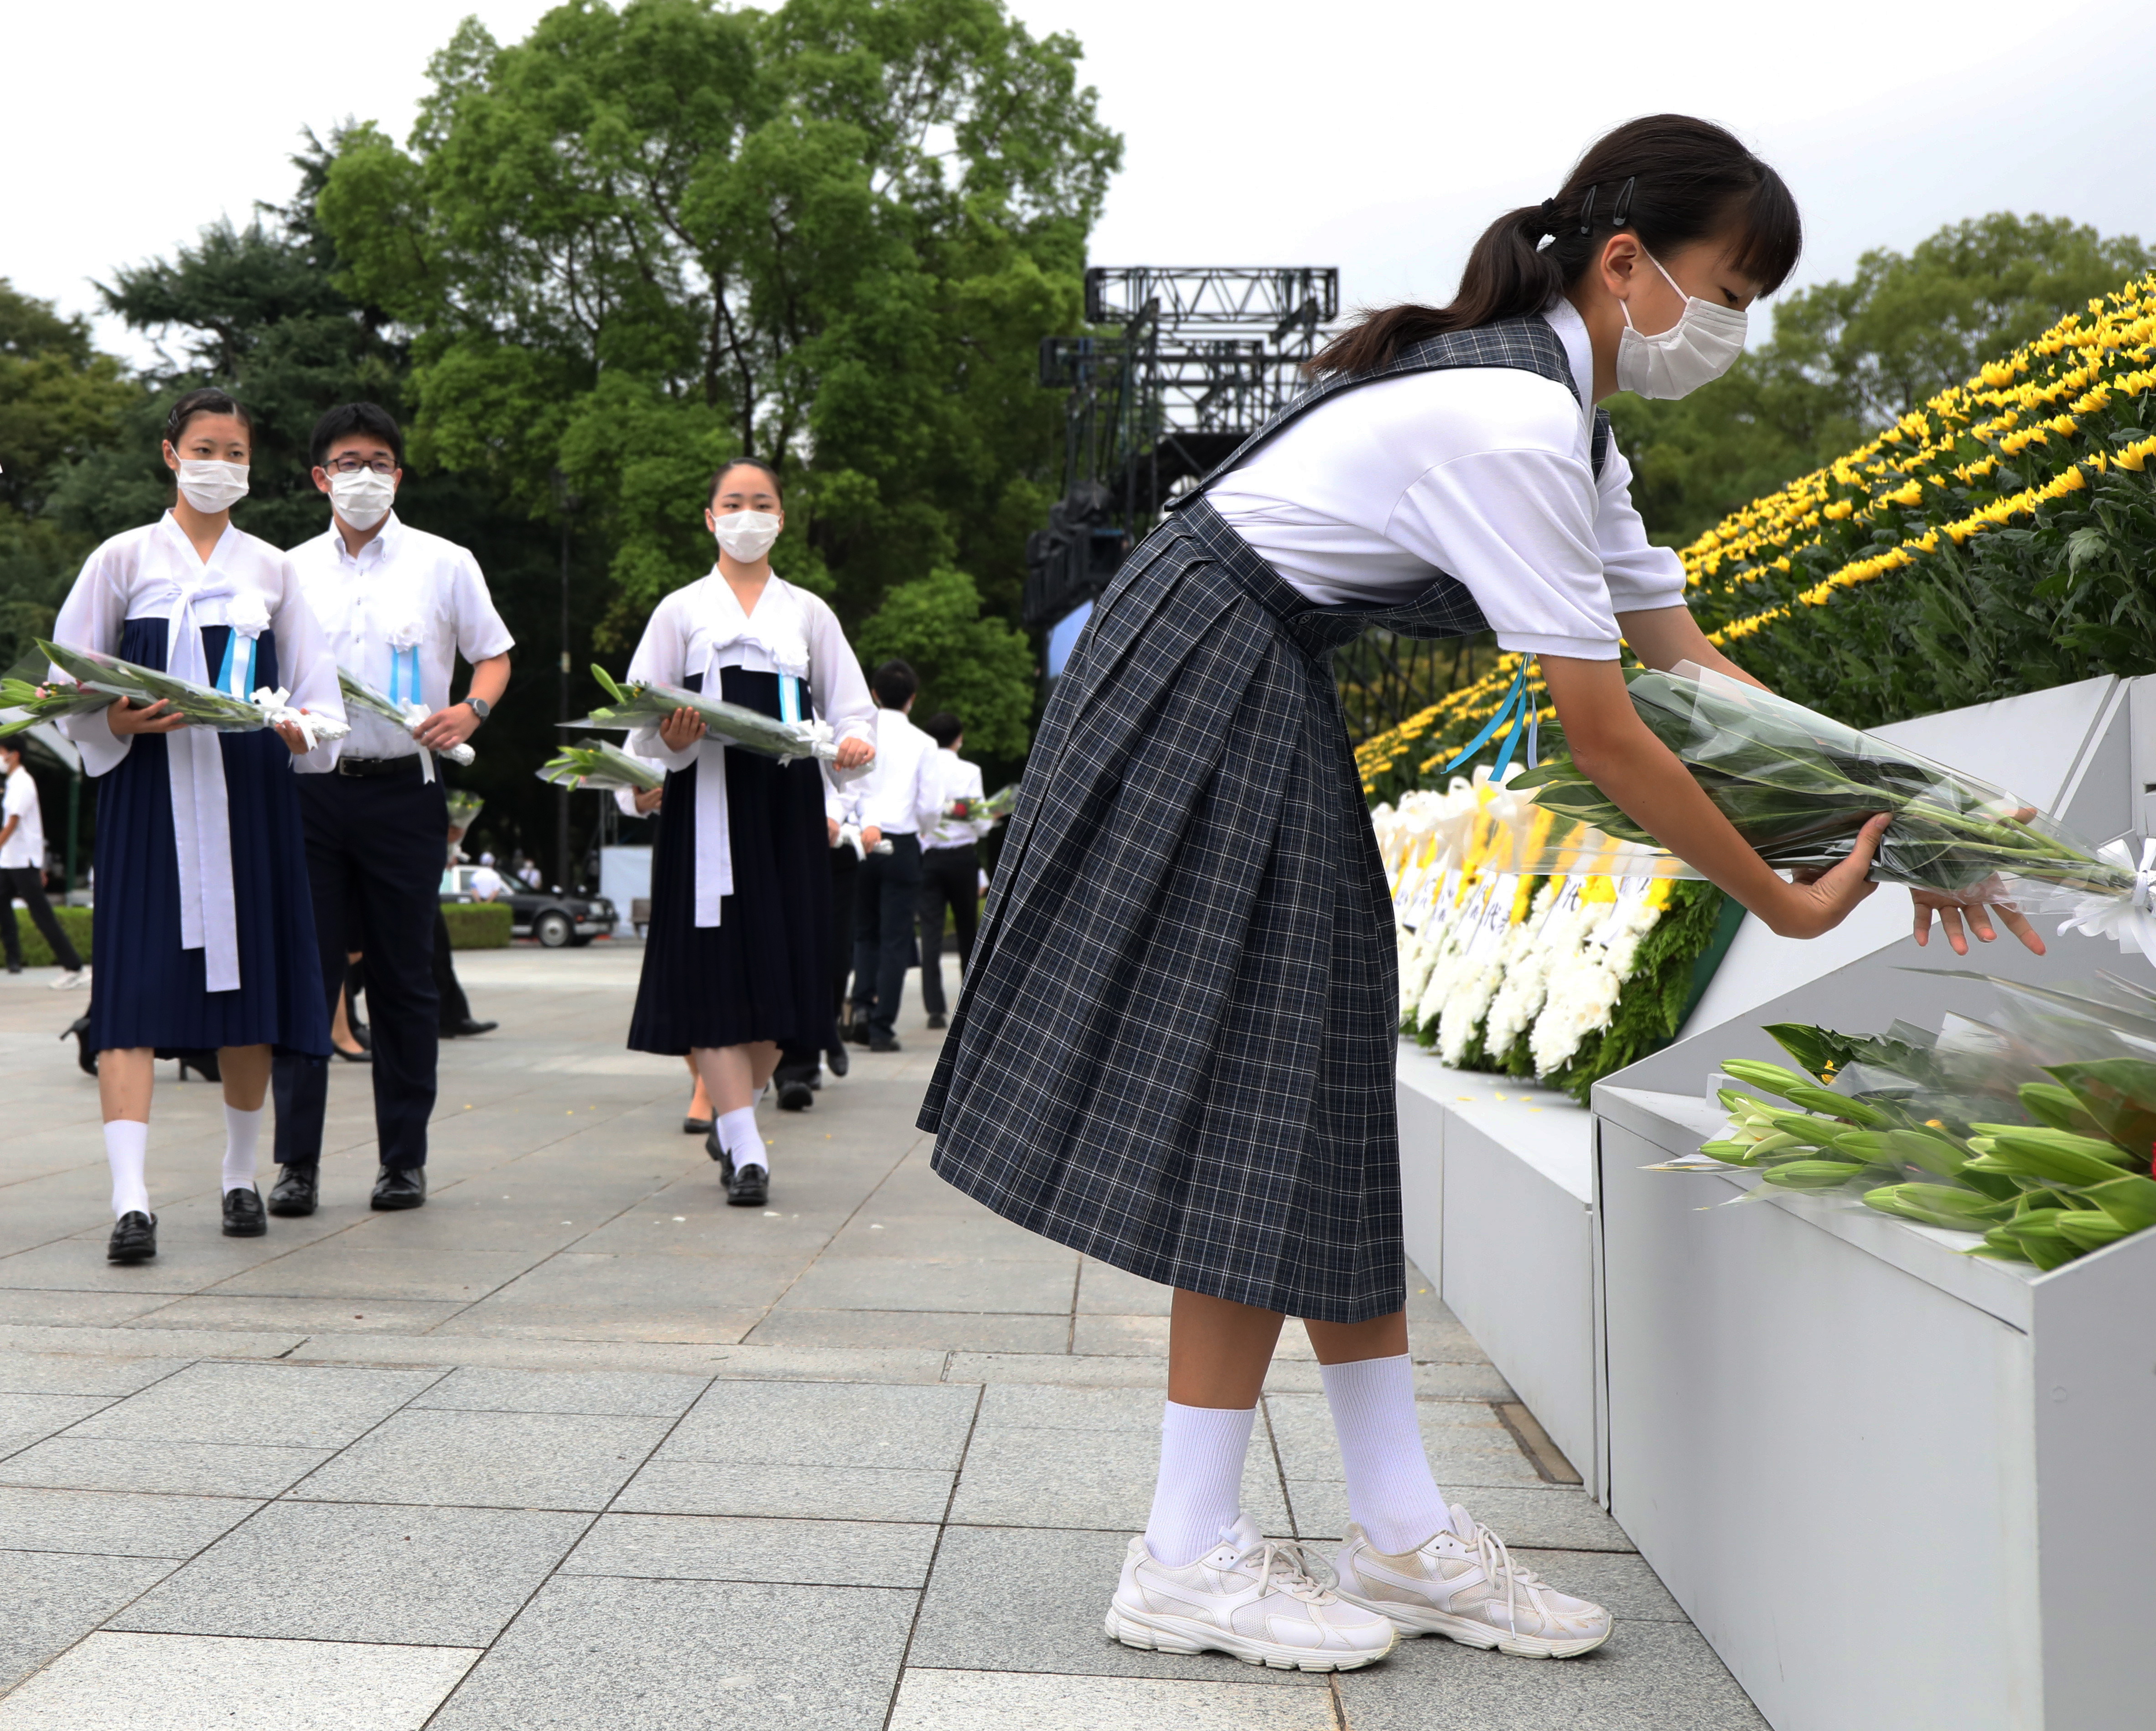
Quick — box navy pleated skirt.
[84,617,330,1057]
[627,667,831,1054]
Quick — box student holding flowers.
[52,388,345,1266]
[922,115,2044,1672]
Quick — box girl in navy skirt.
[624,460,876,1205]
[54,389,345,1265]
[921,118,2011,1670]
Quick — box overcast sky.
[8,0,2155,368]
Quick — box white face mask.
[328,467,397,531]
[1615,250,1747,400]
[174,459,250,514]
[712,510,782,563]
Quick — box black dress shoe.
[845,1014,872,1047]
[62,1015,98,1077]
[268,1165,319,1217]
[777,1078,814,1111]
[726,1162,768,1207]
[704,1126,734,1181]
[350,1021,373,1052]
[222,1186,268,1237]
[683,1115,713,1135]
[925,1012,947,1030]
[332,1042,372,1064]
[106,1211,157,1263]
[824,1042,849,1078]
[371,1165,427,1210]
[870,1035,902,1054]
[442,1018,498,1038]
[5,961,19,975]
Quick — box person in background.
[0,739,88,987]
[914,711,985,1031]
[612,775,710,1132]
[849,660,940,1054]
[269,402,513,1219]
[437,810,496,1039]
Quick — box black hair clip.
[1577,185,1598,236]
[1611,176,1636,226]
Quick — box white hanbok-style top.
[53,512,345,992]
[626,571,875,927]
[1207,297,1684,661]
[288,512,515,768]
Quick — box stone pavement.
[0,945,1765,1729]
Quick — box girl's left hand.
[834,736,874,770]
[275,720,312,756]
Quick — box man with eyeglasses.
[267,403,513,1216]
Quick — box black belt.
[337,754,425,780]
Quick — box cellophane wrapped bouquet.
[338,667,475,766]
[2,641,347,749]
[538,739,665,795]
[566,665,837,763]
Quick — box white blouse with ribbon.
[53,513,344,994]
[625,571,875,927]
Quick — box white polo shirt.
[288,512,515,760]
[859,708,943,838]
[1,765,44,869]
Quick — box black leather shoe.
[726,1162,768,1207]
[704,1127,734,1181]
[371,1165,427,1210]
[824,1042,849,1078]
[332,1041,372,1064]
[62,1015,98,1077]
[845,1014,872,1047]
[107,1211,157,1263]
[684,1116,713,1135]
[222,1186,268,1237]
[350,1021,373,1052]
[870,1035,902,1054]
[925,1012,947,1030]
[442,1018,498,1038]
[268,1165,319,1217]
[777,1078,813,1111]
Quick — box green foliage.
[5,903,93,968]
[1612,213,2153,548]
[318,0,1119,644]
[442,902,513,949]
[852,564,1035,759]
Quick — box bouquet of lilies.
[1515,662,2150,955]
[537,739,665,795]
[565,665,837,763]
[8,641,348,749]
[946,785,1016,825]
[338,668,475,767]
[445,791,485,833]
[1671,974,2156,1269]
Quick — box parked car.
[440,865,616,947]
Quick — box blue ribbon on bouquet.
[212,632,258,700]
[1437,659,1541,780]
[779,675,803,725]
[386,646,423,709]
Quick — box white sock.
[1321,1353,1453,1552]
[719,1106,764,1172]
[222,1104,263,1194]
[105,1120,150,1219]
[1143,1400,1255,1567]
[751,1085,766,1107]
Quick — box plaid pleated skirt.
[919,496,1488,1323]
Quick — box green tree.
[318,0,1119,665]
[1611,212,2152,547]
[853,565,1033,760]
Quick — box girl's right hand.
[107,696,186,736]
[658,706,706,752]
[1765,814,1889,938]
[634,786,665,814]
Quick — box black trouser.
[851,832,921,1041]
[433,907,473,1029]
[0,866,82,972]
[776,843,858,1085]
[915,843,978,1017]
[272,766,445,1171]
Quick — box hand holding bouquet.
[339,668,476,767]
[568,665,838,764]
[946,785,1016,825]
[24,641,348,745]
[538,740,665,794]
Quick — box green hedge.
[5,904,92,968]
[443,902,513,950]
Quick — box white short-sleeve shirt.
[288,513,515,760]
[1,765,44,869]
[1206,298,1685,661]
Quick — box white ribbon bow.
[251,687,351,754]
[2054,836,2156,964]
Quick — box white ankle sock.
[104,1120,150,1219]
[222,1104,262,1194]
[1321,1353,1452,1552]
[1143,1400,1255,1566]
[719,1106,764,1172]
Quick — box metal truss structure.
[1024,265,1483,741]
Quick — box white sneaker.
[51,969,88,992]
[1335,1502,1612,1659]
[1105,1514,1396,1673]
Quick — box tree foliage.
[853,565,1033,761]
[319,0,1119,682]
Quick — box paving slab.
[409,1367,713,1417]
[616,1458,956,1523]
[656,1378,978,1472]
[1267,1390,1547,1491]
[887,1669,1339,1731]
[0,1438,332,1499]
[0,1355,186,1398]
[777,1254,1078,1315]
[1284,1481,1637,1551]
[563,1512,939,1587]
[65,1361,442,1450]
[0,1293,177,1329]
[111,1501,588,1646]
[744,1307,1072,1353]
[0,1487,260,1560]
[0,1631,480,1729]
[951,1417,1292,1535]
[425,1576,913,1731]
[0,1394,111,1454]
[292,1408,671,1510]
[0,1552,173,1690]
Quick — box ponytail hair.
[1310,114,1801,377]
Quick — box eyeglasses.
[322,456,397,475]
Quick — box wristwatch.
[465,697,492,725]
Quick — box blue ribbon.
[213,632,258,699]
[779,675,802,724]
[1437,660,1541,780]
[387,646,422,709]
